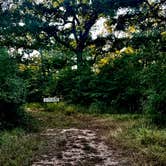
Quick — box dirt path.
[32,128,129,166]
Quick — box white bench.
[43,97,60,103]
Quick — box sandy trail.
[32,128,128,166]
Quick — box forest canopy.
[0,0,165,127]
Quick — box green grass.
[120,124,166,165]
[96,114,166,165]
[0,128,43,166]
[1,102,165,165]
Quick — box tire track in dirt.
[32,128,128,166]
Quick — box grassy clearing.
[27,103,166,165]
[1,102,165,165]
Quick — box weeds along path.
[31,128,129,166]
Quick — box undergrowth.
[0,128,43,166]
[1,102,165,165]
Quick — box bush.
[55,67,94,105]
[43,102,66,112]
[0,48,27,129]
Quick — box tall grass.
[0,128,43,166]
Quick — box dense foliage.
[0,48,27,129]
[0,0,165,127]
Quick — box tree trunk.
[76,49,84,70]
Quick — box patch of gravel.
[31,128,129,166]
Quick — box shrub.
[0,48,27,129]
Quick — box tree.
[0,0,144,69]
[18,49,68,102]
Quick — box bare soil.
[31,128,129,166]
